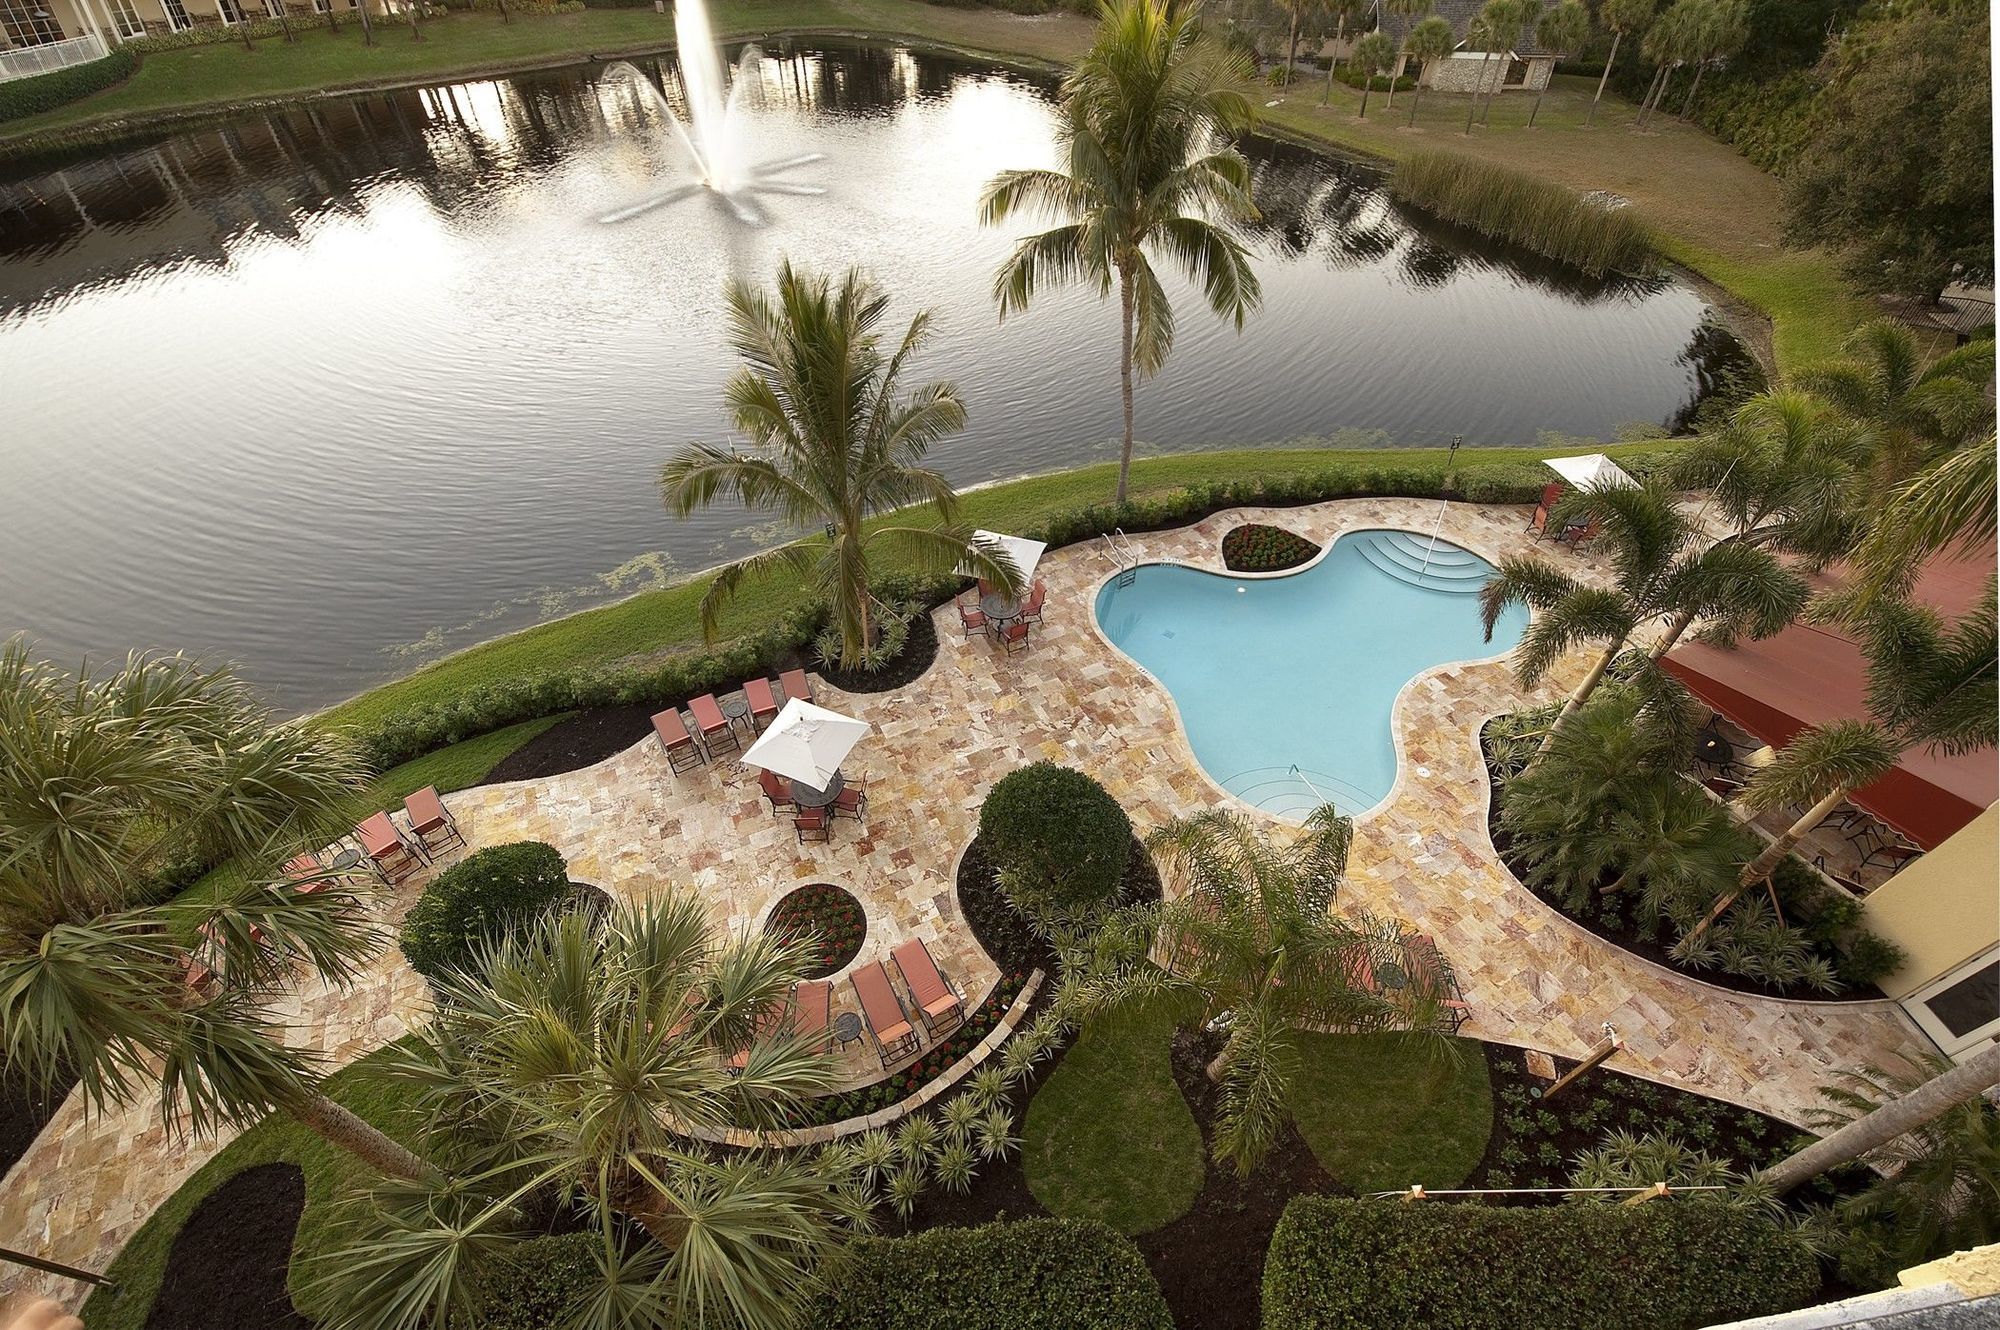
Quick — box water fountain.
[597,0,824,225]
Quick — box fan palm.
[0,640,428,1180]
[1068,806,1454,1176]
[1794,321,1995,486]
[661,262,1020,671]
[1527,2,1590,128]
[1401,15,1456,127]
[315,897,864,1330]
[1320,0,1368,103]
[1477,479,1808,759]
[981,0,1264,507]
[1634,0,1704,129]
[1352,30,1396,118]
[1669,390,1872,568]
[1378,0,1431,111]
[1676,0,1745,119]
[1589,0,1655,126]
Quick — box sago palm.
[661,262,1020,671]
[1478,479,1807,758]
[981,0,1263,506]
[1069,806,1454,1176]
[1794,321,1995,485]
[1670,389,1872,568]
[0,640,429,1180]
[316,897,864,1330]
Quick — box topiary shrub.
[800,1218,1172,1329]
[400,840,572,984]
[978,763,1130,923]
[467,1232,597,1330]
[1262,1195,1820,1330]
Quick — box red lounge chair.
[976,577,994,596]
[998,621,1031,654]
[651,708,705,773]
[281,853,333,895]
[891,938,963,1038]
[404,785,466,857]
[727,980,834,1070]
[780,668,812,704]
[1526,482,1565,540]
[795,807,830,844]
[356,811,425,884]
[1019,581,1046,625]
[688,693,739,757]
[744,677,781,730]
[957,599,987,639]
[759,768,797,814]
[851,961,920,1068]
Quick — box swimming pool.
[1093,529,1530,818]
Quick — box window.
[265,0,284,14]
[217,0,245,22]
[312,0,330,12]
[108,0,144,36]
[0,0,66,45]
[160,0,191,28]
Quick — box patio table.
[790,769,846,810]
[979,591,1023,622]
[832,1011,864,1050]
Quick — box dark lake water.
[0,40,1747,711]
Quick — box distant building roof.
[1376,0,1569,59]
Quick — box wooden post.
[1540,1025,1621,1102]
[1621,1181,1670,1205]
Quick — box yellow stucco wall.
[1863,802,2000,999]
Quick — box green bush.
[1832,929,1907,988]
[1325,65,1418,94]
[399,840,572,984]
[0,48,135,125]
[1262,1196,1820,1330]
[467,1232,597,1330]
[980,763,1131,920]
[1388,152,1656,277]
[127,18,300,51]
[800,1218,1173,1330]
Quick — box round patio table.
[791,770,846,810]
[831,1011,864,1050]
[1695,730,1734,769]
[979,591,1023,622]
[720,693,751,729]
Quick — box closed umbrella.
[741,698,871,791]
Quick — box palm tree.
[1478,0,1537,128]
[1526,1,1589,128]
[1069,806,1454,1176]
[0,641,430,1182]
[1478,479,1807,758]
[1352,30,1396,118]
[1794,320,1995,486]
[1274,0,1322,84]
[315,898,864,1330]
[1378,0,1431,110]
[1320,0,1369,103]
[1588,0,1655,127]
[661,262,1020,671]
[407,0,423,40]
[1669,390,1872,569]
[1677,0,1745,118]
[1402,15,1456,127]
[1836,431,1998,613]
[982,0,1264,508]
[1634,0,1704,130]
[1462,3,1509,134]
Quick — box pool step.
[1222,764,1378,818]
[1350,531,1491,595]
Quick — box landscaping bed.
[1221,522,1320,573]
[765,883,868,978]
[142,1162,309,1330]
[817,604,941,694]
[479,702,656,782]
[955,831,1163,978]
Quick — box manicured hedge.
[801,1218,1174,1329]
[979,763,1131,919]
[1262,1196,1820,1330]
[399,840,572,984]
[0,48,135,125]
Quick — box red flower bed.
[1221,523,1319,572]
[765,883,867,979]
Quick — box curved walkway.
[0,496,1930,1311]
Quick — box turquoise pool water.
[1093,529,1530,817]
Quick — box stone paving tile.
[0,496,1933,1311]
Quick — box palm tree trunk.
[1633,65,1665,128]
[239,13,255,49]
[1679,62,1706,117]
[1530,642,1623,759]
[1406,76,1424,127]
[408,0,422,40]
[1114,261,1137,508]
[1322,17,1346,104]
[1465,54,1494,133]
[1479,56,1503,124]
[277,5,294,42]
[1684,786,1849,945]
[1587,30,1622,127]
[496,0,508,22]
[1648,610,1695,659]
[289,1093,436,1181]
[323,2,338,33]
[1359,74,1373,118]
[1206,1023,1246,1082]
[1759,1043,2000,1195]
[1286,11,1299,83]
[1384,60,1397,111]
[358,0,373,45]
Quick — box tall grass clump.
[1388,152,1656,277]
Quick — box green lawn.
[1022,1002,1203,1235]
[81,1044,425,1330]
[1288,1033,1493,1194]
[364,711,565,803]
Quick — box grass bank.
[1387,151,1655,277]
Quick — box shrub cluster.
[801,1218,1173,1330]
[0,48,135,125]
[399,840,573,984]
[1222,522,1320,572]
[1388,151,1656,277]
[126,17,300,51]
[1325,65,1418,95]
[1263,1196,1820,1330]
[979,763,1131,922]
[467,1232,597,1330]
[764,883,866,979]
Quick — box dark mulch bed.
[1479,722,1883,1004]
[766,884,868,979]
[817,608,940,694]
[482,702,657,784]
[145,1163,309,1330]
[955,832,1163,977]
[0,1060,76,1176]
[1221,523,1320,573]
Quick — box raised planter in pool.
[1094,529,1528,817]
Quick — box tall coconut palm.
[1526,1,1589,128]
[1462,2,1510,134]
[982,0,1263,507]
[314,898,864,1330]
[1352,30,1396,118]
[0,641,429,1181]
[1677,0,1745,118]
[1794,320,1996,486]
[1068,806,1454,1176]
[661,262,1020,670]
[1477,0,1538,128]
[1478,479,1808,758]
[1402,14,1456,126]
[1588,0,1655,127]
[1320,0,1369,103]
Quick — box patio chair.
[280,852,334,895]
[833,774,867,823]
[404,785,467,857]
[976,577,994,596]
[726,979,834,1070]
[744,677,781,730]
[1019,581,1046,625]
[1558,515,1601,548]
[780,668,813,704]
[688,693,740,757]
[997,620,1031,654]
[1525,482,1564,540]
[957,598,988,639]
[355,810,426,885]
[890,937,963,1038]
[794,806,830,844]
[851,961,921,1069]
[758,768,798,814]
[651,707,706,774]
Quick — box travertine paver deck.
[0,496,1933,1311]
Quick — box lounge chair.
[688,693,739,757]
[780,668,813,704]
[280,852,333,895]
[833,774,867,823]
[998,621,1031,654]
[851,961,921,1069]
[957,599,988,639]
[727,980,835,1070]
[744,677,781,730]
[404,785,466,857]
[758,768,798,814]
[891,937,963,1038]
[356,811,426,885]
[1525,482,1563,540]
[651,708,705,773]
[795,806,830,844]
[1019,581,1046,626]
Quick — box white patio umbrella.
[741,698,872,789]
[959,529,1047,585]
[1542,453,1638,493]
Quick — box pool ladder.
[1103,529,1140,588]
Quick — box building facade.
[1,0,382,48]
